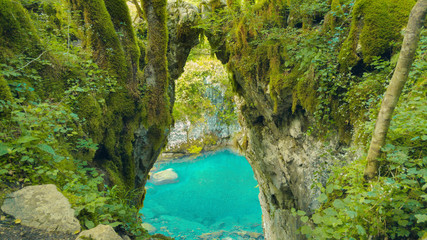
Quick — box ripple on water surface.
[141,150,264,240]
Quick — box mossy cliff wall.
[133,0,200,197]
[202,0,414,239]
[0,0,199,206]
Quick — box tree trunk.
[364,0,427,180]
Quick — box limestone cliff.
[200,0,414,239]
[233,80,356,239]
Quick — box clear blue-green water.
[141,150,263,239]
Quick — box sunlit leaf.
[37,144,56,155]
[16,135,38,144]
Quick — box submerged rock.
[1,184,80,233]
[198,230,225,240]
[151,168,178,185]
[76,224,122,240]
[141,222,157,233]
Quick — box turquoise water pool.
[141,150,263,239]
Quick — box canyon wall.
[201,0,414,238]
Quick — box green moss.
[0,75,13,118]
[338,0,415,70]
[105,161,126,190]
[295,69,317,113]
[75,94,103,143]
[78,0,128,83]
[0,0,42,58]
[98,88,141,190]
[143,0,171,128]
[105,0,141,84]
[0,75,13,103]
[0,0,68,100]
[137,39,147,70]
[67,0,147,192]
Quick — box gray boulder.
[76,224,122,240]
[1,184,80,233]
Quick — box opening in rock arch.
[141,150,263,239]
[140,44,263,239]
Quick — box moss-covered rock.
[105,0,141,86]
[0,0,67,99]
[74,0,128,83]
[338,0,415,70]
[0,0,42,58]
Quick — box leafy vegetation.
[0,97,148,237]
[0,0,152,238]
[0,0,425,239]
[293,30,427,240]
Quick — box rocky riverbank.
[0,184,173,240]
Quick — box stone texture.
[151,168,178,185]
[232,71,360,239]
[1,184,80,233]
[76,224,122,240]
[196,4,362,236]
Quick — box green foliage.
[187,145,203,154]
[298,34,427,239]
[0,0,154,238]
[0,98,148,238]
[302,151,426,239]
[173,52,238,131]
[200,0,359,136]
[338,0,415,70]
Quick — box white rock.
[76,224,122,240]
[1,184,80,233]
[151,168,178,185]
[289,118,302,139]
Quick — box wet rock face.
[232,70,356,239]
[1,184,80,233]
